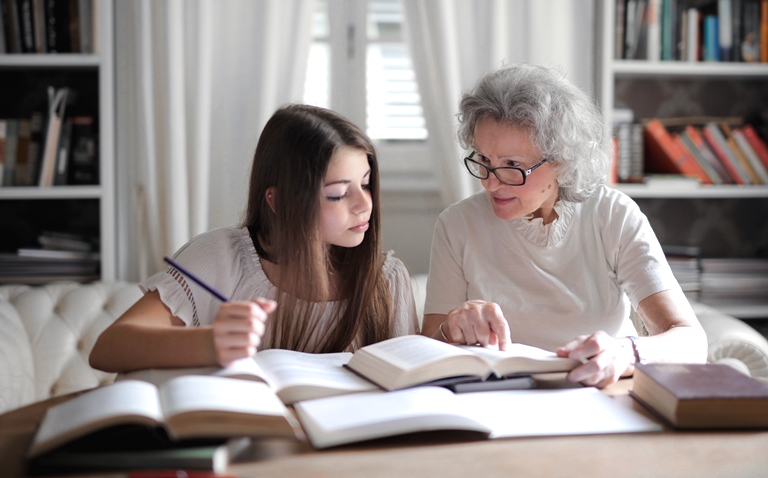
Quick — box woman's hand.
[556,331,634,388]
[442,300,511,351]
[211,298,276,366]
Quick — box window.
[304,0,428,145]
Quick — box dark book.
[16,0,35,52]
[4,0,22,53]
[631,363,768,429]
[67,116,98,184]
[52,117,71,185]
[43,0,71,52]
[28,436,250,475]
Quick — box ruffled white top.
[424,185,679,351]
[140,226,418,352]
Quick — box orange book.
[673,133,714,184]
[644,119,710,183]
[762,0,768,62]
[720,122,762,184]
[684,125,734,183]
[742,124,768,170]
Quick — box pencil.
[163,256,229,302]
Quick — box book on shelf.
[68,116,98,185]
[53,117,72,186]
[17,248,100,260]
[720,122,763,184]
[672,132,716,184]
[0,0,94,53]
[344,335,579,391]
[38,86,69,187]
[294,386,662,449]
[27,376,301,460]
[0,119,5,186]
[120,348,380,405]
[28,437,251,476]
[732,127,768,183]
[631,363,768,429]
[741,124,768,170]
[2,119,18,186]
[643,119,710,183]
[684,125,734,184]
[702,122,751,184]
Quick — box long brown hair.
[243,104,392,352]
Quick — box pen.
[163,256,229,302]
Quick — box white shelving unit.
[0,0,115,281]
[596,0,768,320]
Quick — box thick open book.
[345,335,580,390]
[119,349,380,405]
[294,386,662,448]
[28,376,300,459]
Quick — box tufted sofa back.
[0,281,142,415]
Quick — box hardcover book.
[344,335,579,391]
[644,119,710,183]
[630,363,768,429]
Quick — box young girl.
[90,104,419,373]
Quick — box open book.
[294,386,662,449]
[28,376,300,459]
[345,335,580,391]
[119,349,380,405]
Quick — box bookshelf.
[596,0,768,319]
[0,0,115,283]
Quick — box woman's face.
[472,116,560,223]
[320,146,373,248]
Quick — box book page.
[355,335,476,372]
[158,376,287,419]
[29,381,164,457]
[116,360,270,388]
[458,388,661,438]
[253,349,379,403]
[294,387,491,449]
[458,343,578,376]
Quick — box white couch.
[2,279,768,416]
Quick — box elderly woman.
[422,63,707,387]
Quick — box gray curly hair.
[457,63,611,202]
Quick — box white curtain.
[115,0,313,281]
[403,0,595,206]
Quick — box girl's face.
[473,116,560,223]
[320,146,373,248]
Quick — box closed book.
[702,122,750,184]
[684,125,734,183]
[732,127,768,183]
[762,0,768,62]
[673,132,716,184]
[631,363,768,429]
[718,0,733,61]
[643,119,709,183]
[3,119,18,186]
[741,124,768,170]
[720,122,762,183]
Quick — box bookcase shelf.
[0,0,115,283]
[598,0,768,320]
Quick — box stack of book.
[642,118,768,186]
[615,0,768,63]
[663,244,701,300]
[699,257,768,309]
[0,231,100,284]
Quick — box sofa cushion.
[0,281,142,414]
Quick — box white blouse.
[140,226,419,352]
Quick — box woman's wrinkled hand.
[443,300,511,351]
[211,298,276,366]
[556,331,634,388]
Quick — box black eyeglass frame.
[463,152,549,186]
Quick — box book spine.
[741,124,768,170]
[647,0,662,60]
[686,7,699,61]
[3,119,18,186]
[704,15,719,61]
[685,125,734,183]
[762,0,768,62]
[720,122,761,183]
[719,0,733,61]
[17,0,35,52]
[732,128,768,182]
[616,0,626,59]
[678,131,719,184]
[0,120,6,186]
[703,123,750,184]
[672,133,714,184]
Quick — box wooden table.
[3,380,768,478]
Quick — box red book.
[742,124,768,171]
[644,119,710,183]
[672,133,714,184]
[684,125,734,184]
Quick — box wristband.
[627,336,648,365]
[438,322,451,343]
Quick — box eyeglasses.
[463,152,548,186]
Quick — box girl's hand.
[556,331,634,388]
[443,300,511,351]
[211,298,276,366]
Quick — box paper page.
[30,381,163,456]
[356,335,475,372]
[116,359,270,388]
[458,343,578,374]
[158,375,286,418]
[253,349,378,396]
[456,388,662,438]
[294,387,491,448]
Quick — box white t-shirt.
[140,226,418,352]
[424,185,680,352]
